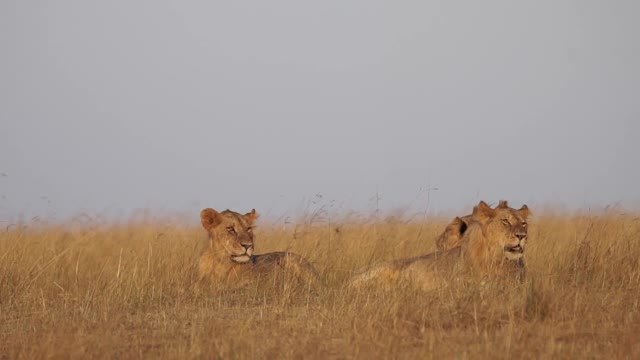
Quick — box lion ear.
[460,215,472,226]
[450,216,468,234]
[244,209,259,224]
[518,205,530,218]
[200,208,222,230]
[472,201,495,222]
[498,200,509,209]
[444,217,465,232]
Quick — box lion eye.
[501,219,510,226]
[226,226,236,234]
[522,222,527,227]
[247,227,253,233]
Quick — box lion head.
[467,200,530,262]
[435,216,470,251]
[200,208,259,263]
[436,200,513,251]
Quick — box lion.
[348,201,530,290]
[196,208,320,290]
[435,200,527,278]
[435,200,509,251]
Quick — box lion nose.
[241,243,253,250]
[515,233,527,241]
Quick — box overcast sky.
[1,1,639,222]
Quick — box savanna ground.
[1,207,639,359]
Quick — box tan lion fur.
[348,201,530,290]
[197,208,320,290]
[435,200,511,251]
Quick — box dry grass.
[1,208,640,359]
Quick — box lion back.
[253,251,321,288]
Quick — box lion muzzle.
[505,244,524,253]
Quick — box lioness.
[348,201,530,290]
[197,208,320,290]
[435,200,509,251]
[435,200,527,279]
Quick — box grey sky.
[1,1,639,222]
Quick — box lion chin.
[232,255,251,263]
[504,246,524,261]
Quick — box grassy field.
[1,208,639,359]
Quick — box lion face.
[200,208,259,263]
[472,201,530,261]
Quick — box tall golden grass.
[1,208,639,359]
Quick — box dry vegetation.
[1,208,640,359]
